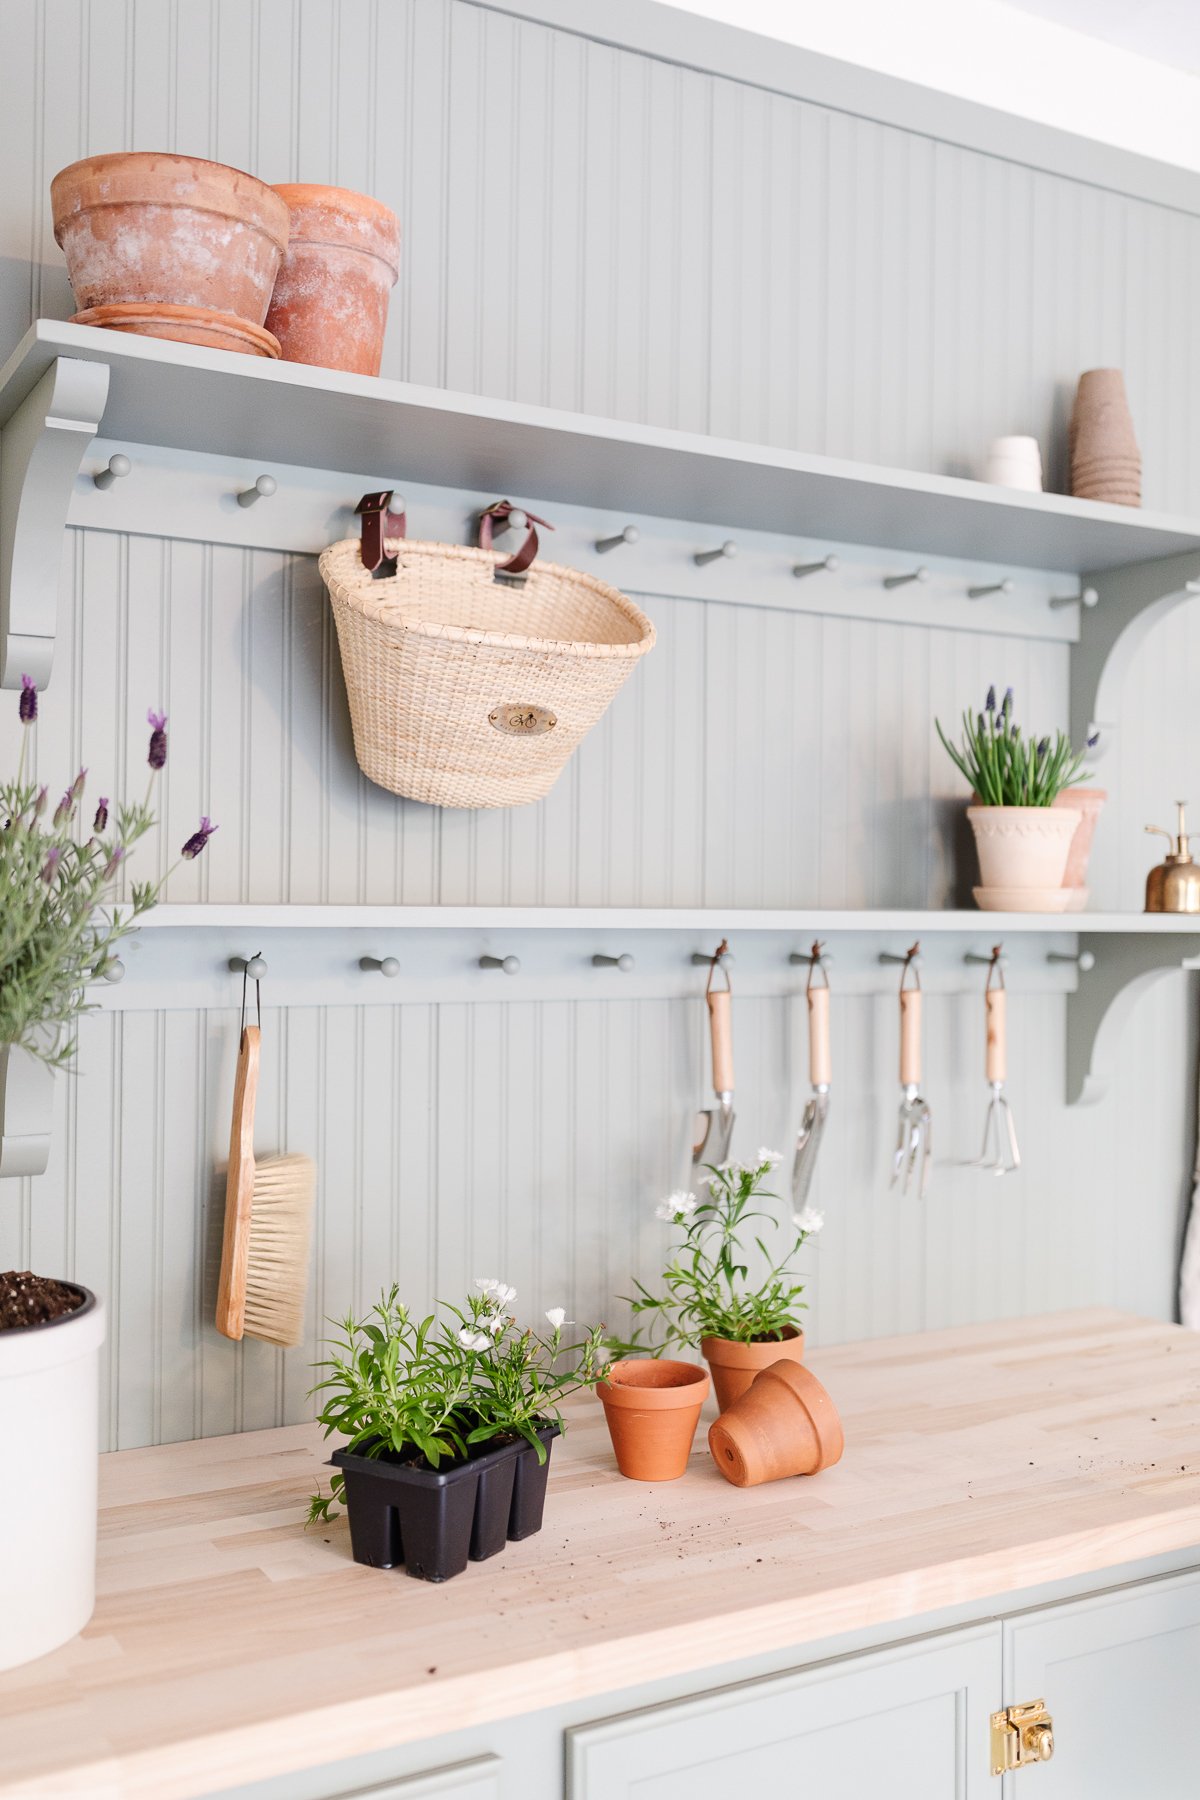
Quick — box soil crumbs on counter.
[0,1271,83,1329]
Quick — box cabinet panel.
[1005,1565,1200,1799]
[336,1759,501,1800]
[568,1624,1000,1799]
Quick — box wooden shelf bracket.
[1065,930,1200,1105]
[0,355,110,689]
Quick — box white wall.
[664,0,1200,173]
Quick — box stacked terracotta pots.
[1069,370,1141,507]
[51,154,400,376]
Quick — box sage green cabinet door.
[1004,1566,1200,1799]
[568,1624,1000,1799]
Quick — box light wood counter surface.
[3,1309,1200,1799]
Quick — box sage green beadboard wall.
[0,0,1198,1447]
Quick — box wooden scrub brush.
[216,965,315,1348]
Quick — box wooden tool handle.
[216,1026,260,1341]
[808,984,831,1086]
[985,986,1006,1084]
[707,987,734,1094]
[899,987,921,1087]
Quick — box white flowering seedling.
[613,1151,824,1357]
[307,1281,608,1525]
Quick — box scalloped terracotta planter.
[708,1359,843,1488]
[967,805,1079,892]
[700,1326,805,1413]
[51,152,289,332]
[597,1358,710,1482]
[265,184,400,376]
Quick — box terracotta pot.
[1054,787,1106,907]
[597,1358,710,1482]
[70,303,280,358]
[701,1327,805,1413]
[967,805,1079,892]
[265,184,400,376]
[51,152,289,328]
[1069,369,1140,507]
[708,1359,844,1489]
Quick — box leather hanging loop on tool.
[239,955,264,1036]
[479,499,555,576]
[355,490,407,575]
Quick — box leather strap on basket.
[479,500,554,575]
[355,491,407,574]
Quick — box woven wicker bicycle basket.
[319,536,656,809]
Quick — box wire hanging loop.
[900,941,921,993]
[985,944,1006,993]
[706,938,732,997]
[239,955,264,1034]
[807,940,829,995]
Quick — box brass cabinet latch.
[991,1699,1055,1775]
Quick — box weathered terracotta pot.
[967,805,1079,891]
[597,1358,709,1482]
[1053,787,1106,909]
[701,1327,805,1413]
[70,303,280,358]
[265,184,400,376]
[708,1359,844,1489]
[51,152,289,328]
[1069,369,1141,507]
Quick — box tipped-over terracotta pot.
[701,1326,804,1413]
[265,184,400,376]
[51,153,289,333]
[708,1360,843,1488]
[597,1358,710,1482]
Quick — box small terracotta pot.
[967,804,1079,892]
[597,1358,710,1482]
[70,303,280,358]
[708,1359,844,1488]
[265,184,401,376]
[1054,787,1106,906]
[1069,369,1140,506]
[51,152,289,328]
[701,1327,805,1413]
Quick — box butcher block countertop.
[3,1309,1200,1800]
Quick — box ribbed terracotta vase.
[597,1358,710,1482]
[1069,369,1141,507]
[701,1326,804,1413]
[51,153,289,341]
[708,1360,844,1489]
[265,184,400,375]
[1053,787,1106,910]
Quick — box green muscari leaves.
[306,1284,609,1524]
[936,690,1090,808]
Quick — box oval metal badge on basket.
[488,704,558,737]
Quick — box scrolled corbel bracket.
[1069,547,1200,761]
[0,1045,55,1178]
[1066,931,1200,1105]
[0,355,110,689]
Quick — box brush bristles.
[243,1153,316,1349]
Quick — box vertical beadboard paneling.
[0,0,1199,1451]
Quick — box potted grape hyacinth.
[612,1151,824,1415]
[937,686,1097,912]
[308,1281,608,1582]
[0,679,216,1673]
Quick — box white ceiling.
[1002,0,1200,76]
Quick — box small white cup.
[983,435,1043,492]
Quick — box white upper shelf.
[4,320,1200,576]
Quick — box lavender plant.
[936,686,1094,807]
[612,1151,824,1355]
[1,680,217,1065]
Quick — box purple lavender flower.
[147,709,168,772]
[103,845,125,879]
[1087,730,1100,749]
[33,786,48,819]
[53,787,73,827]
[18,676,37,724]
[93,797,109,832]
[1037,736,1049,757]
[40,845,61,884]
[985,685,996,713]
[180,816,218,861]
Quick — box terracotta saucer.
[973,885,1074,913]
[71,303,281,357]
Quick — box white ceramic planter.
[0,1044,55,1178]
[0,1287,105,1670]
[968,804,1080,894]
